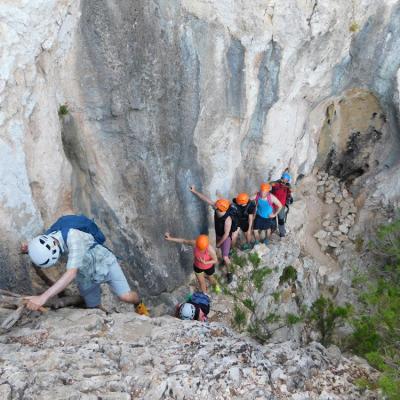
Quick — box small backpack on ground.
[45,215,106,248]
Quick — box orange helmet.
[195,234,209,251]
[236,193,249,205]
[215,198,230,212]
[260,183,271,193]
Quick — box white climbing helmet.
[179,303,196,320]
[28,235,60,268]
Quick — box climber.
[252,183,283,245]
[175,292,211,322]
[231,193,256,251]
[189,185,237,284]
[271,171,293,238]
[20,214,149,316]
[164,232,221,294]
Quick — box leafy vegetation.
[231,251,247,268]
[271,291,280,303]
[242,298,255,312]
[348,217,400,399]
[251,267,272,291]
[248,252,261,268]
[247,321,271,344]
[232,304,247,330]
[58,104,69,117]
[286,313,302,325]
[307,296,351,346]
[279,265,297,285]
[265,312,280,323]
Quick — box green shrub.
[247,322,271,344]
[251,267,272,291]
[231,252,247,268]
[272,291,280,303]
[232,304,247,329]
[286,313,302,325]
[378,375,400,400]
[350,217,400,399]
[265,313,280,323]
[279,266,297,285]
[58,104,69,117]
[248,252,261,268]
[308,296,351,346]
[242,298,255,312]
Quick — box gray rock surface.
[1,0,400,303]
[0,308,379,399]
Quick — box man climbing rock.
[20,215,149,315]
[189,185,237,283]
[271,171,293,238]
[164,232,221,294]
[252,183,283,245]
[231,193,256,250]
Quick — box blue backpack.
[45,215,106,249]
[189,292,211,315]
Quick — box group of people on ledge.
[18,171,292,323]
[166,171,293,321]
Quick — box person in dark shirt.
[231,193,256,250]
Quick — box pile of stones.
[314,172,358,255]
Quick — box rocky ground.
[0,308,380,400]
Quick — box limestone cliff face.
[1,0,400,296]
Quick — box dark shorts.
[193,264,215,276]
[253,215,276,231]
[238,219,250,232]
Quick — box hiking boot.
[226,272,233,284]
[135,302,149,316]
[213,284,222,294]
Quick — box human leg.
[231,228,240,248]
[193,265,208,293]
[278,207,287,237]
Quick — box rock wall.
[1,0,400,296]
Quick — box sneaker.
[241,243,250,251]
[253,240,260,247]
[263,239,269,245]
[135,302,149,316]
[226,273,233,284]
[213,284,222,294]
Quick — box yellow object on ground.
[135,302,150,316]
[213,284,222,294]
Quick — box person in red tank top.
[164,232,221,294]
[271,171,293,238]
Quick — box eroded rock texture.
[1,0,400,296]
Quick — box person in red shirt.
[271,172,293,238]
[164,232,221,294]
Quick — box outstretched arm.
[164,232,195,246]
[189,185,215,207]
[24,268,78,311]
